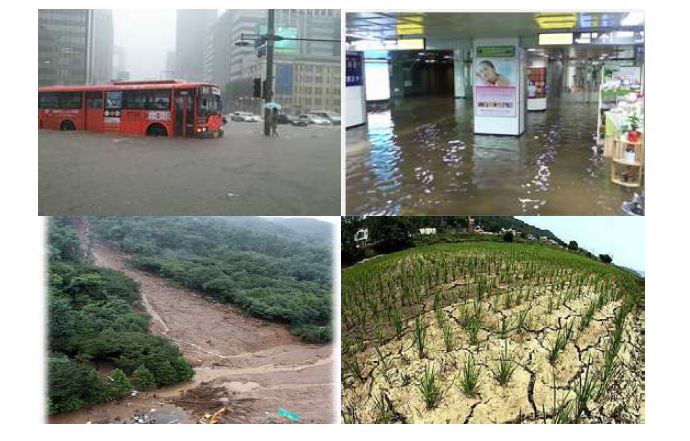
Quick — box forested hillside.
[47,217,194,415]
[87,216,333,342]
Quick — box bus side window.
[86,91,103,108]
[146,90,171,110]
[57,92,82,109]
[39,92,58,109]
[123,90,146,109]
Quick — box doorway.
[174,89,195,137]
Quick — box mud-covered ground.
[342,247,644,424]
[38,123,339,216]
[50,237,335,424]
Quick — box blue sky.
[516,217,645,272]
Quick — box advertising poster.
[474,47,517,117]
[275,64,293,95]
[528,67,547,98]
[475,58,516,86]
[475,86,516,117]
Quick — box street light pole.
[263,9,275,137]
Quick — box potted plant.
[625,115,642,143]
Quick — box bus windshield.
[198,87,222,115]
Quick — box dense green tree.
[369,217,414,253]
[132,365,156,391]
[568,240,579,251]
[48,297,76,353]
[503,231,514,242]
[47,355,110,414]
[47,219,197,415]
[599,254,613,264]
[48,218,82,263]
[109,368,132,398]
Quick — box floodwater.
[346,96,641,215]
[38,124,340,216]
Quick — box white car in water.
[309,110,341,126]
[298,113,331,126]
[230,111,261,122]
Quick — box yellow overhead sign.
[539,33,574,45]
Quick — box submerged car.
[296,114,331,126]
[230,111,261,122]
[277,113,299,125]
[309,110,341,125]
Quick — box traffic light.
[253,78,262,98]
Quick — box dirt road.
[50,233,335,424]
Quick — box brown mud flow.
[346,97,639,215]
[51,225,334,424]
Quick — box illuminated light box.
[539,33,574,45]
[352,38,425,51]
[397,39,425,50]
[396,23,424,35]
[534,13,577,29]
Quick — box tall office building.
[112,45,129,80]
[38,9,113,86]
[207,9,340,114]
[175,9,218,82]
[164,51,176,80]
[88,9,114,85]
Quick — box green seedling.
[493,340,517,386]
[459,353,482,396]
[418,365,442,409]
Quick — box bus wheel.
[147,124,168,137]
[60,121,76,131]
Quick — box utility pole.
[263,9,275,137]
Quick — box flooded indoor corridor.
[346,96,640,215]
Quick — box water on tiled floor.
[346,96,640,215]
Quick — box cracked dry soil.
[341,247,644,424]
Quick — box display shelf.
[610,137,644,188]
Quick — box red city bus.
[38,80,224,138]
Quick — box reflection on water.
[346,96,640,215]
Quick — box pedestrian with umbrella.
[265,102,282,138]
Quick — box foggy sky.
[113,9,178,80]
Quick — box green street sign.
[476,46,516,57]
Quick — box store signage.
[582,31,643,45]
[475,86,516,117]
[476,46,515,57]
[538,33,574,45]
[346,53,364,87]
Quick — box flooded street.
[346,96,640,215]
[39,124,340,216]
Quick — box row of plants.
[341,242,642,423]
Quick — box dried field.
[341,242,644,424]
